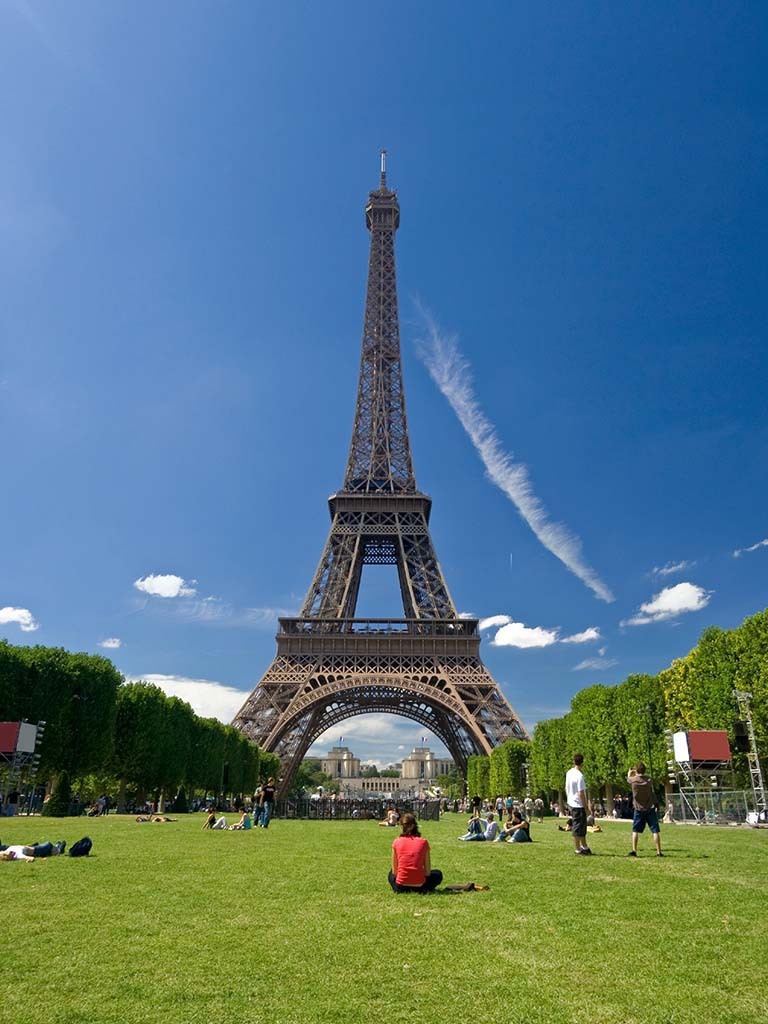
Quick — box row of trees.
[0,640,276,812]
[468,608,768,802]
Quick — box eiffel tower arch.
[233,153,528,792]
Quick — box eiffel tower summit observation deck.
[233,153,528,793]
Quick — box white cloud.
[0,606,39,632]
[573,657,619,671]
[416,308,614,603]
[480,614,600,649]
[621,582,712,627]
[651,560,696,577]
[98,637,122,649]
[479,614,512,631]
[493,621,559,649]
[144,594,295,629]
[134,574,197,599]
[598,646,607,657]
[733,538,768,559]
[125,674,250,724]
[561,626,601,644]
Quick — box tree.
[568,685,623,789]
[613,674,666,783]
[291,759,334,796]
[466,754,490,800]
[258,751,281,786]
[489,739,529,797]
[42,770,71,816]
[7,644,121,780]
[112,682,170,810]
[361,765,380,778]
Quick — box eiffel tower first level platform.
[233,153,527,792]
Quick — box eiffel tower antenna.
[233,155,528,792]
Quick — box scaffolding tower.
[733,689,767,823]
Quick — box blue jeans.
[259,802,273,828]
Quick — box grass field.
[2,812,766,1024]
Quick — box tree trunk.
[117,777,127,814]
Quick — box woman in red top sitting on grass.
[388,812,443,893]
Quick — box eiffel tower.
[233,153,527,792]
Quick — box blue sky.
[2,4,767,765]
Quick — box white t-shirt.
[565,767,586,808]
[5,845,32,860]
[483,820,500,840]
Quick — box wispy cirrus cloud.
[0,606,39,632]
[134,574,197,598]
[651,560,696,577]
[733,538,768,559]
[415,307,614,603]
[621,581,712,627]
[139,591,295,630]
[573,657,618,672]
[479,614,601,649]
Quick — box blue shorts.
[632,808,660,834]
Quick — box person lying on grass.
[136,815,176,823]
[388,812,443,894]
[495,810,531,843]
[458,812,499,842]
[0,840,67,861]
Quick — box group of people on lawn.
[387,756,663,893]
[201,777,276,832]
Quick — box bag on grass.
[69,836,92,857]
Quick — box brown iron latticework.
[233,154,527,792]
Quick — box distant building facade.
[401,746,454,782]
[319,743,454,795]
[321,746,361,779]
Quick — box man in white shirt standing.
[565,753,592,855]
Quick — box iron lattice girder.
[232,165,529,794]
[344,183,415,494]
[232,648,528,788]
[301,493,456,621]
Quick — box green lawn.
[2,812,766,1024]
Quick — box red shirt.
[393,835,429,886]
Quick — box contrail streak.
[415,307,614,603]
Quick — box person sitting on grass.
[0,840,66,861]
[229,810,252,830]
[495,810,532,843]
[459,812,499,842]
[378,806,400,827]
[202,810,217,830]
[388,812,442,894]
[457,809,484,839]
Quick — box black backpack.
[69,836,93,857]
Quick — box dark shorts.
[569,806,587,837]
[632,809,660,834]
